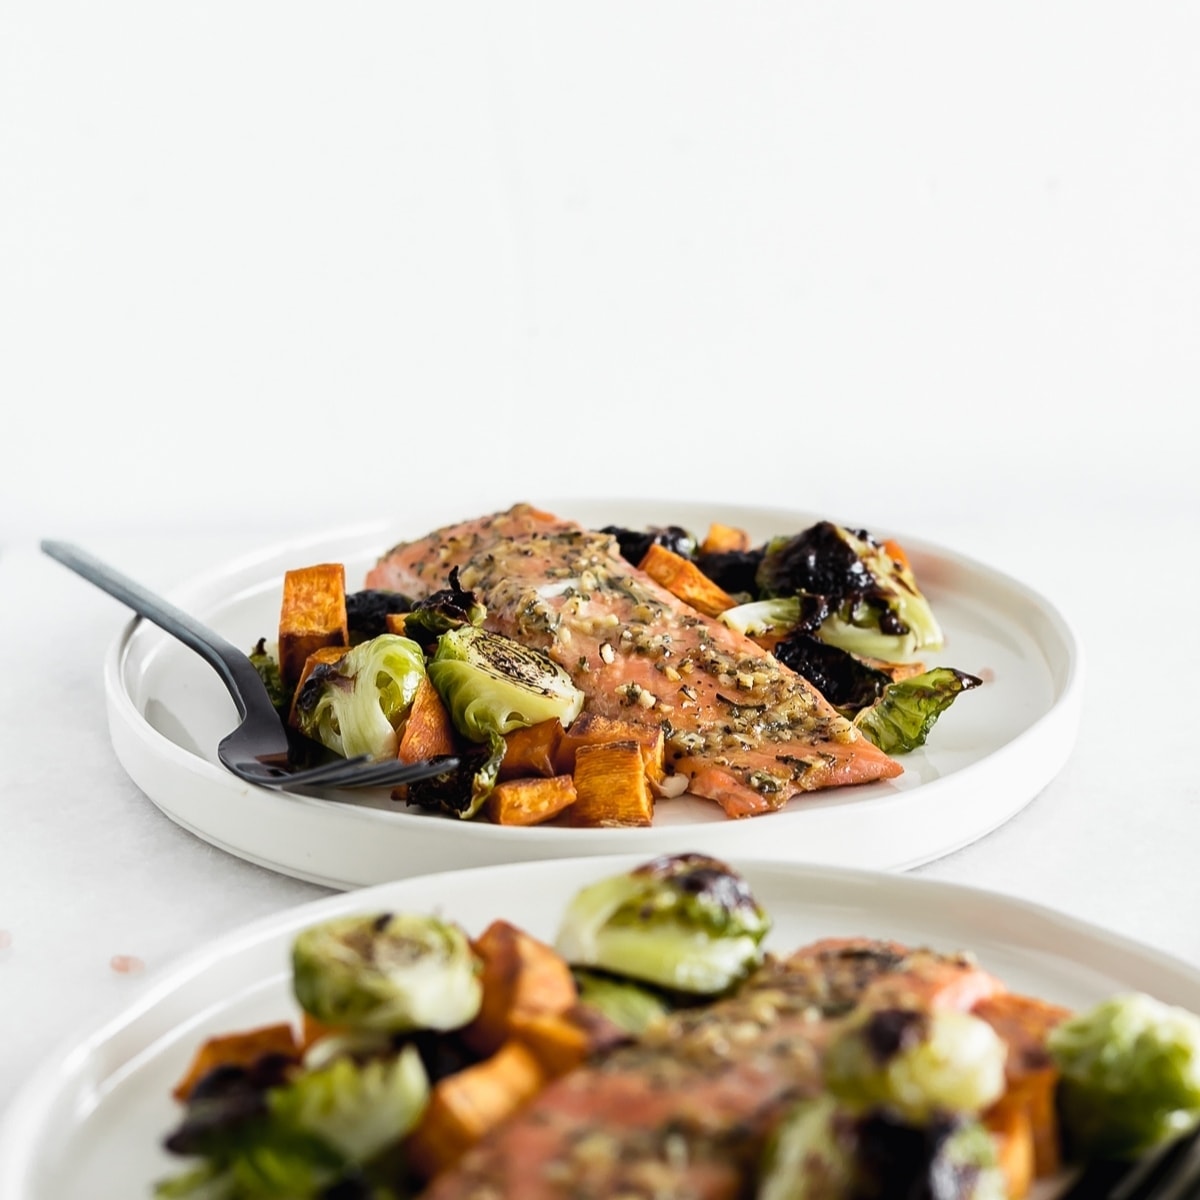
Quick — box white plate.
[103,499,1082,888]
[2,855,1196,1200]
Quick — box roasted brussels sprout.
[554,853,770,996]
[428,625,584,740]
[249,638,291,715]
[757,1094,859,1200]
[758,1096,1005,1200]
[421,624,584,818]
[291,634,426,762]
[853,668,982,755]
[268,1047,428,1165]
[823,1007,1007,1123]
[292,912,482,1034]
[756,522,943,659]
[401,568,487,650]
[1048,992,1200,1157]
[572,968,674,1036]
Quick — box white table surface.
[3,499,1199,1126]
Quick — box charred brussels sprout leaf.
[292,912,482,1035]
[693,547,765,597]
[401,568,487,650]
[344,590,415,643]
[555,853,770,996]
[601,524,697,567]
[291,634,426,762]
[853,668,982,755]
[772,633,893,713]
[401,737,505,821]
[757,522,943,659]
[249,639,291,716]
[1049,992,1200,1157]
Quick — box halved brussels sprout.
[428,625,584,741]
[291,634,426,761]
[291,912,482,1034]
[555,854,770,996]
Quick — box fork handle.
[40,540,264,720]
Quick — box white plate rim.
[1,853,1196,1200]
[100,499,1086,887]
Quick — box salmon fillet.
[416,938,1005,1200]
[366,504,903,817]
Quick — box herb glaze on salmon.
[416,938,1005,1200]
[366,505,903,817]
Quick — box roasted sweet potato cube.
[462,920,579,1057]
[286,644,350,730]
[984,1097,1035,1199]
[385,612,407,635]
[406,1040,546,1178]
[972,992,1070,1178]
[636,543,737,618]
[570,740,654,827]
[278,563,349,690]
[398,675,459,763]
[498,719,564,780]
[553,712,665,783]
[510,1003,630,1078]
[485,775,577,826]
[699,522,751,554]
[171,1022,300,1101]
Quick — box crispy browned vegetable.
[699,522,751,555]
[636,543,737,618]
[406,1040,547,1178]
[510,1004,629,1078]
[984,1094,1036,1199]
[498,719,564,780]
[462,920,579,1057]
[398,675,460,763]
[170,1022,301,1102]
[278,563,349,690]
[568,740,654,827]
[484,775,577,827]
[554,712,665,785]
[286,645,351,730]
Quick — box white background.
[4,3,1198,541]
[4,0,1200,1157]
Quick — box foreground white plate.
[104,499,1082,888]
[2,855,1196,1200]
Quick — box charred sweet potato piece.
[484,775,577,827]
[461,920,579,1057]
[171,1022,301,1102]
[278,563,349,690]
[498,719,564,780]
[398,675,459,763]
[699,522,751,555]
[510,1003,630,1078]
[286,645,350,730]
[569,740,654,827]
[554,712,664,784]
[405,1040,546,1179]
[984,1098,1035,1199]
[636,543,737,618]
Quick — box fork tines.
[1061,1126,1200,1200]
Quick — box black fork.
[41,540,456,791]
